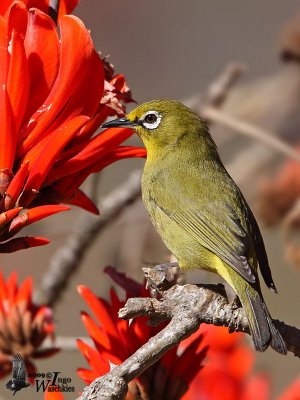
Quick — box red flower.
[182,324,270,400]
[0,1,146,252]
[278,376,300,400]
[256,145,300,226]
[44,386,65,400]
[77,267,207,399]
[0,1,79,20]
[0,270,58,380]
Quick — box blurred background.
[1,0,300,398]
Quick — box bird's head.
[101,100,207,151]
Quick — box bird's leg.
[142,262,181,296]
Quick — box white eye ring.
[141,111,162,130]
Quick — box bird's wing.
[246,208,277,291]
[12,354,26,381]
[156,201,257,283]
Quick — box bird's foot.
[231,295,242,310]
[142,262,181,296]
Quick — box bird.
[6,353,30,396]
[101,99,287,354]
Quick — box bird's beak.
[101,117,135,129]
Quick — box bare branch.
[41,336,93,350]
[205,62,246,107]
[185,62,245,113]
[202,106,300,163]
[77,268,299,400]
[33,171,142,306]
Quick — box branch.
[33,171,142,306]
[201,106,300,163]
[185,63,300,192]
[77,267,299,400]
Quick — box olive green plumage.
[102,99,286,354]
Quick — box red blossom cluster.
[77,268,300,400]
[0,270,57,380]
[0,0,145,253]
[256,145,300,226]
[77,267,207,399]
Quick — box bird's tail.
[239,286,287,354]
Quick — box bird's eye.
[144,113,157,124]
[141,111,162,129]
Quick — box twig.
[41,336,93,350]
[185,62,245,113]
[77,276,298,400]
[202,106,300,163]
[205,62,246,107]
[33,171,142,306]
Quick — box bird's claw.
[142,262,180,296]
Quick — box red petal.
[5,161,29,209]
[65,189,99,215]
[18,15,103,157]
[82,146,147,177]
[47,128,133,183]
[81,312,110,349]
[0,85,16,170]
[178,347,208,383]
[77,285,120,342]
[228,346,255,380]
[76,338,108,375]
[0,236,50,252]
[242,373,270,400]
[24,116,89,192]
[9,205,69,233]
[7,271,17,305]
[7,1,28,38]
[26,1,48,13]
[0,17,9,87]
[0,271,8,301]
[77,368,98,385]
[277,376,300,400]
[16,276,32,304]
[7,30,29,131]
[0,207,22,227]
[109,287,124,312]
[74,105,111,144]
[58,0,80,18]
[104,266,142,298]
[44,385,65,400]
[47,47,103,134]
[23,9,59,124]
[0,1,12,16]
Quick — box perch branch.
[33,171,142,306]
[77,267,299,400]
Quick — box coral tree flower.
[77,268,300,400]
[77,267,207,400]
[0,1,145,252]
[44,385,65,400]
[0,270,58,379]
[182,324,270,400]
